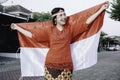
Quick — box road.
[0,51,120,80]
[73,51,120,80]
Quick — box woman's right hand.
[11,23,18,30]
[11,23,32,38]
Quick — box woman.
[11,2,109,80]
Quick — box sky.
[2,0,120,36]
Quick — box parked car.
[106,46,117,51]
[115,46,120,51]
[107,47,115,51]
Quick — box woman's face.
[56,11,67,26]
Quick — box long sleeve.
[17,21,52,47]
[68,2,106,41]
[67,2,106,43]
[17,21,52,42]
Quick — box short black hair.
[51,7,65,25]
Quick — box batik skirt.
[45,67,73,80]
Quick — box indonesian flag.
[17,2,106,77]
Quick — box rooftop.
[0,4,32,13]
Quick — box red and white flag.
[17,2,106,77]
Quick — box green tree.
[98,32,107,52]
[109,0,120,21]
[33,12,52,22]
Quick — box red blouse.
[31,16,88,70]
[45,23,88,70]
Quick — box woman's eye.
[58,13,66,17]
[60,14,62,16]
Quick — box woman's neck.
[56,24,64,31]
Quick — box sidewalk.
[0,57,44,80]
[0,70,45,80]
[1,51,120,80]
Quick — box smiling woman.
[10,1,109,80]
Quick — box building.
[0,4,34,58]
[1,4,33,19]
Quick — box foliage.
[98,32,108,51]
[98,31,120,52]
[33,12,52,22]
[109,0,120,21]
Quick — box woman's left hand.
[101,1,109,10]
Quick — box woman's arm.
[11,23,32,38]
[86,2,109,25]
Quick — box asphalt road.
[0,51,120,80]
